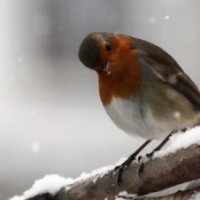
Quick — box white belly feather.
[105,98,143,137]
[105,97,163,140]
[104,97,199,140]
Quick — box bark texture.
[28,144,200,200]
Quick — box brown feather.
[132,37,200,110]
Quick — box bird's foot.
[145,131,176,160]
[115,140,152,186]
[146,151,154,159]
[114,156,136,186]
[138,152,154,162]
[137,155,143,162]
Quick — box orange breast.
[98,38,142,105]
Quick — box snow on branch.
[10,127,200,200]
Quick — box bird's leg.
[138,132,175,179]
[139,129,187,176]
[115,139,151,185]
[146,130,177,159]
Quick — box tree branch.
[28,185,200,200]
[27,144,200,200]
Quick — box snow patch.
[9,174,74,200]
[154,126,200,158]
[183,179,200,191]
[115,191,136,199]
[75,157,126,184]
[190,192,200,200]
[9,158,126,200]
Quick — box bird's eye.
[105,43,112,52]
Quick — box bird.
[78,32,200,182]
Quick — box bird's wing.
[132,37,200,110]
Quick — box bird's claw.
[114,160,132,186]
[146,152,154,159]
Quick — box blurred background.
[1,0,200,199]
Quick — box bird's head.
[79,32,136,76]
[79,32,142,105]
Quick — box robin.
[79,32,200,182]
